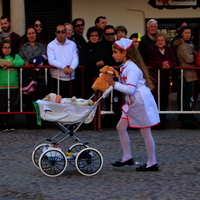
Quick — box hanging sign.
[148,0,199,8]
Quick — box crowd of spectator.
[0,15,200,131]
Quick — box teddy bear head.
[99,65,119,77]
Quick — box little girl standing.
[106,38,160,171]
[0,40,24,131]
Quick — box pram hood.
[36,100,97,124]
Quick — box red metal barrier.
[1,65,200,131]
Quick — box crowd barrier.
[1,65,200,130]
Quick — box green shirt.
[0,54,25,89]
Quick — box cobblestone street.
[0,114,200,200]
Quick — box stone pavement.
[0,114,200,200]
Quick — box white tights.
[116,118,157,167]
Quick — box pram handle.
[103,86,113,98]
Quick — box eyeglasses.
[75,23,84,28]
[104,33,115,36]
[90,35,99,37]
[2,47,11,50]
[56,30,66,34]
[34,24,43,28]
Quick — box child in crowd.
[106,38,160,171]
[129,33,141,48]
[115,25,127,40]
[0,33,11,41]
[0,40,24,131]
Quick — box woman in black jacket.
[79,26,111,98]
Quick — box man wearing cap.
[0,15,21,53]
[138,19,158,65]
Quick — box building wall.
[72,0,200,38]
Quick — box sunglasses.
[34,24,43,28]
[90,35,99,37]
[75,23,84,28]
[104,33,115,36]
[56,30,66,34]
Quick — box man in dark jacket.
[72,18,86,51]
[101,25,117,66]
[139,19,158,65]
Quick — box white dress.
[114,60,160,128]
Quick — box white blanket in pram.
[36,100,97,124]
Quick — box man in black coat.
[139,19,158,65]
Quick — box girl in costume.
[106,38,160,171]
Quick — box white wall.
[72,0,200,39]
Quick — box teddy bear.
[92,65,119,92]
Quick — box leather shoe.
[112,158,134,167]
[136,163,159,171]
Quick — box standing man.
[95,16,107,30]
[139,19,158,65]
[101,25,116,66]
[72,18,86,50]
[0,15,21,54]
[101,25,122,124]
[47,24,78,97]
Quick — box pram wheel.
[68,143,89,167]
[32,143,52,168]
[38,147,67,177]
[75,147,103,176]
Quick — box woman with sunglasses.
[79,26,111,99]
[19,26,48,129]
[28,18,49,44]
[0,40,24,131]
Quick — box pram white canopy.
[36,100,97,124]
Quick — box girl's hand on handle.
[105,74,115,87]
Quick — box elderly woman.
[173,25,199,130]
[147,32,178,129]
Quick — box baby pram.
[32,86,113,177]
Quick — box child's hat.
[115,38,134,50]
[0,33,10,41]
